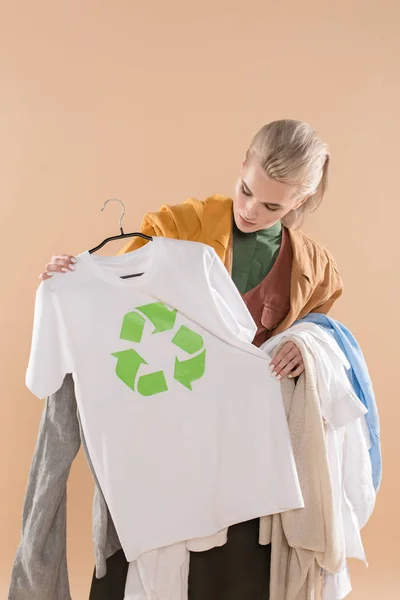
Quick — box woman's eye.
[264,205,279,212]
[241,184,252,197]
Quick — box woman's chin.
[235,213,259,233]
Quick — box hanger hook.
[101,198,126,235]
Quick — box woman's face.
[233,158,304,233]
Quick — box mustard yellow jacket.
[120,195,342,334]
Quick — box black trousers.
[89,519,271,600]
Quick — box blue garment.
[296,313,382,491]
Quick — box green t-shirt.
[232,221,282,294]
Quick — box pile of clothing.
[9,237,380,600]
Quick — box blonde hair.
[248,119,329,228]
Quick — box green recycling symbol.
[112,302,206,396]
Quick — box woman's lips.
[239,214,256,227]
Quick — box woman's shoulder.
[120,195,232,256]
[151,194,232,227]
[287,228,342,307]
[285,228,343,317]
[181,194,233,218]
[158,194,233,243]
[288,228,340,272]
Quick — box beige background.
[1,1,399,598]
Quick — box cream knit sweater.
[259,337,344,600]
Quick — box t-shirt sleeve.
[26,282,72,399]
[208,250,257,344]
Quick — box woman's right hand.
[39,255,77,281]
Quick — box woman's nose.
[243,199,258,220]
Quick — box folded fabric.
[297,313,381,491]
[262,323,375,600]
[124,531,227,600]
[125,326,343,600]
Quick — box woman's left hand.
[269,341,304,380]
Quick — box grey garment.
[80,412,121,577]
[9,375,121,600]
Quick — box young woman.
[40,119,342,599]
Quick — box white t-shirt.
[26,237,303,561]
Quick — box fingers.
[51,254,77,269]
[288,364,305,378]
[39,254,77,281]
[278,357,304,379]
[270,341,296,368]
[272,347,298,373]
[40,272,52,281]
[269,341,304,380]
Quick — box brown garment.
[120,196,343,333]
[243,226,293,347]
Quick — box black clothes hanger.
[89,198,153,253]
[89,198,152,279]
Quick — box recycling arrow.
[136,302,177,334]
[112,349,147,391]
[112,349,168,396]
[172,325,204,354]
[174,349,206,391]
[112,302,207,396]
[120,311,145,343]
[137,371,168,396]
